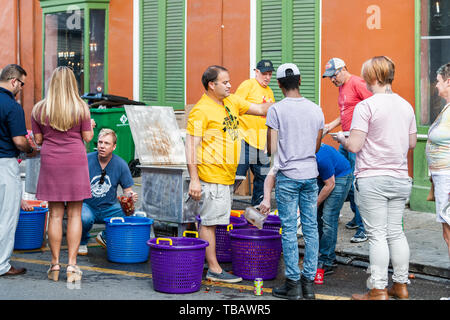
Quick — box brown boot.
[351,288,389,300]
[388,282,409,300]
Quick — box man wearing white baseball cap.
[266,62,324,300]
[322,57,372,244]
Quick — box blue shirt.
[316,144,351,181]
[0,87,27,158]
[84,152,134,210]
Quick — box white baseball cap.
[276,63,301,79]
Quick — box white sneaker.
[96,232,107,248]
[78,244,88,256]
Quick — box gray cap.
[322,58,346,78]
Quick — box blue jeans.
[80,202,125,245]
[275,172,319,281]
[236,140,271,206]
[338,145,365,233]
[317,173,353,267]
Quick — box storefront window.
[89,9,105,93]
[43,5,107,95]
[420,0,450,125]
[44,10,85,93]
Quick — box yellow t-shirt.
[186,93,251,185]
[235,78,275,150]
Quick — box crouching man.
[78,128,137,255]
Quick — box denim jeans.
[354,175,412,289]
[338,145,365,233]
[317,173,353,267]
[80,202,125,245]
[275,172,319,281]
[236,140,271,206]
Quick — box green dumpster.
[87,107,135,164]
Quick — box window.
[141,0,185,110]
[44,10,85,92]
[257,0,320,103]
[419,0,450,125]
[41,1,108,95]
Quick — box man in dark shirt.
[0,64,36,276]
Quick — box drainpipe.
[17,0,20,66]
[16,0,24,106]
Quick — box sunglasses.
[99,169,106,185]
[331,69,342,80]
[8,78,25,87]
[16,78,25,87]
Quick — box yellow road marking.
[11,256,350,300]
[13,243,101,254]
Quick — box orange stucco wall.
[107,0,133,100]
[0,2,17,70]
[186,0,250,105]
[0,0,41,129]
[0,0,134,129]
[320,0,416,175]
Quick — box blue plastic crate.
[14,207,48,250]
[104,216,153,263]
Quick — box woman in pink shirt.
[335,56,417,300]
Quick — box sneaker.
[96,232,107,248]
[206,269,242,283]
[351,230,368,243]
[345,220,358,229]
[78,244,88,256]
[323,265,335,275]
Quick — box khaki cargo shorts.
[188,180,233,226]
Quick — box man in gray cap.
[235,59,275,205]
[322,57,372,244]
[266,63,324,300]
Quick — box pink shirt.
[351,93,417,178]
[339,75,373,131]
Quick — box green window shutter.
[259,0,283,101]
[258,0,319,103]
[141,0,159,102]
[141,0,185,110]
[164,0,185,107]
[292,0,318,103]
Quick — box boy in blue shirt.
[78,128,137,255]
[315,143,352,276]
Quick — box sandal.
[47,263,61,282]
[66,265,82,283]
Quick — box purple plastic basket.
[147,235,208,294]
[196,215,248,262]
[245,214,281,232]
[230,228,282,280]
[263,214,281,231]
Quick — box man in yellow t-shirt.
[235,59,275,205]
[185,65,273,284]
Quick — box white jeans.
[0,158,22,275]
[354,175,412,289]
